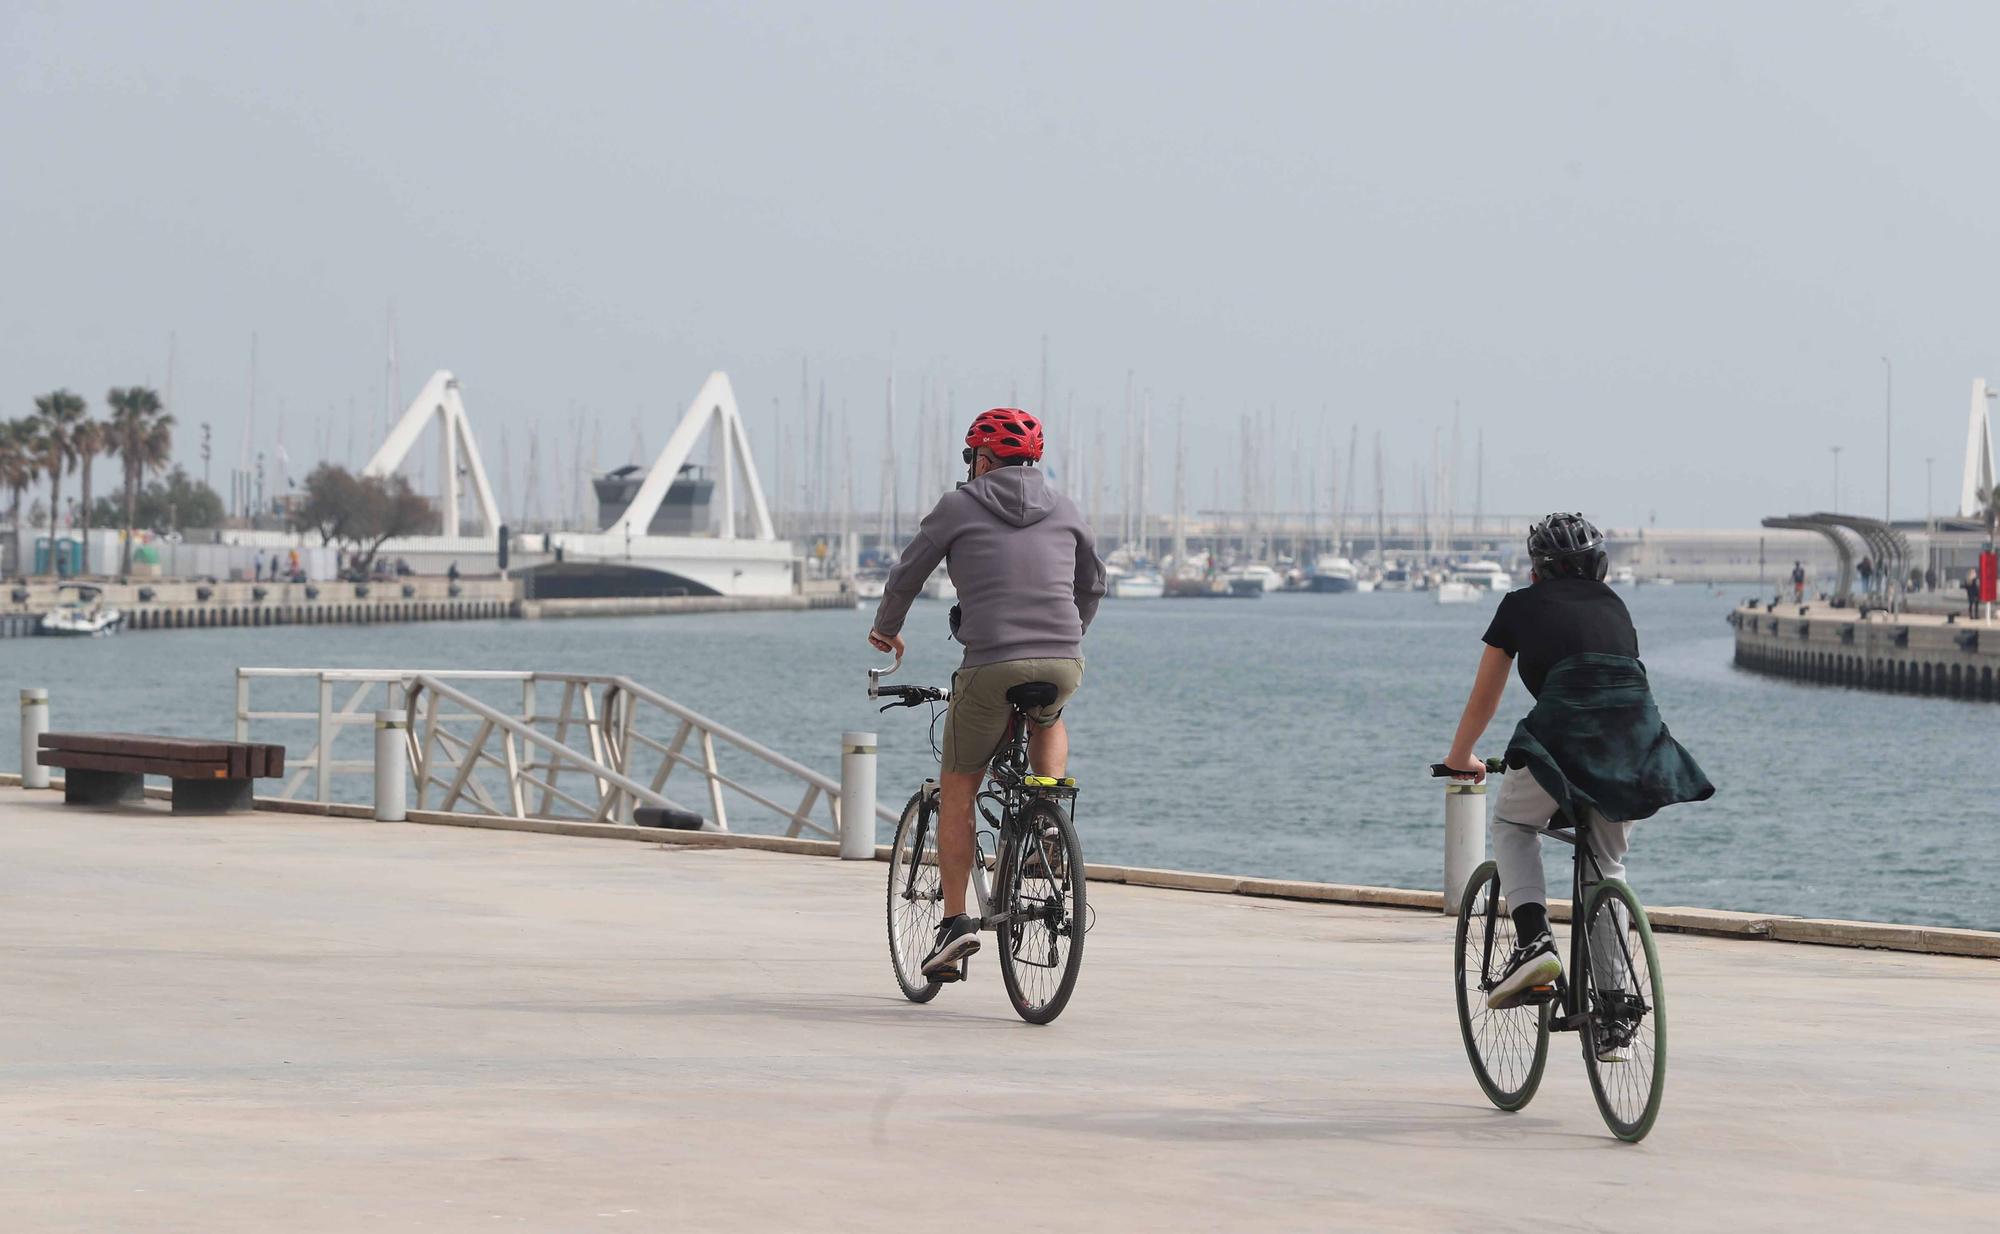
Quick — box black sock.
[1511,903,1550,943]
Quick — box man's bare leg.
[1028,718,1068,777]
[937,769,982,918]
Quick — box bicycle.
[1431,758,1668,1142]
[869,660,1087,1024]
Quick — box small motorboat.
[1434,581,1480,605]
[1227,563,1284,592]
[853,570,888,600]
[39,584,124,637]
[921,569,957,602]
[1450,561,1515,592]
[1608,565,1637,586]
[1307,555,1359,593]
[1108,570,1166,599]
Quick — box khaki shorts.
[940,657,1084,775]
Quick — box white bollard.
[1442,778,1488,916]
[839,731,877,860]
[374,710,407,822]
[20,688,49,789]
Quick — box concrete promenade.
[1,788,1994,1232]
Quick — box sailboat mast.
[1373,432,1386,568]
[1474,426,1485,541]
[1173,404,1187,568]
[881,364,898,550]
[1139,390,1151,561]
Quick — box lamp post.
[1830,445,1843,512]
[1882,356,1892,522]
[1925,455,1936,589]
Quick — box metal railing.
[235,667,899,838]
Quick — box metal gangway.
[236,668,897,838]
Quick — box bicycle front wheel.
[997,799,1085,1025]
[1580,878,1667,1142]
[1454,861,1551,1111]
[886,788,944,1003]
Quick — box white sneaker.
[1487,932,1561,1010]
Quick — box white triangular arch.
[612,372,775,542]
[363,370,499,537]
[1962,378,1998,517]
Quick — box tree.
[89,466,224,532]
[292,463,367,547]
[1978,483,2000,546]
[105,387,173,575]
[0,419,41,555]
[71,416,108,572]
[289,463,435,576]
[32,390,86,574]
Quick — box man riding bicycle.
[867,408,1106,977]
[1441,513,1712,1015]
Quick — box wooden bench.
[37,733,286,815]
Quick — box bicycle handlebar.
[1430,758,1506,778]
[868,683,948,708]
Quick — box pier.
[1731,600,1998,700]
[0,577,854,637]
[0,782,1992,1231]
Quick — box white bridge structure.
[364,371,499,539]
[359,369,793,597]
[1963,379,1997,519]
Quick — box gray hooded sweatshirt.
[872,466,1106,668]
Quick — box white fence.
[236,667,899,839]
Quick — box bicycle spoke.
[1455,866,1549,1110]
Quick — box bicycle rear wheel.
[886,788,944,1003]
[1580,878,1666,1142]
[1454,861,1550,1111]
[997,799,1085,1025]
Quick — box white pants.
[1490,770,1633,911]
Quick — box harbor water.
[5,587,1993,930]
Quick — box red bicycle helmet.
[964,408,1045,462]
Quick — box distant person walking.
[1968,570,1983,619]
[1856,556,1873,595]
[1791,560,1806,603]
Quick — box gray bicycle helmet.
[1527,512,1608,581]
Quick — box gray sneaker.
[921,914,981,976]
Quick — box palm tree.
[33,390,86,575]
[72,416,108,574]
[0,419,42,569]
[105,387,174,575]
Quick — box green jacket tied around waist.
[1504,653,1715,824]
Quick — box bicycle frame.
[898,708,1073,936]
[1485,814,1642,1034]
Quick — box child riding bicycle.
[1441,513,1713,1014]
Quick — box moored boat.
[1307,555,1359,593]
[38,584,124,637]
[1109,570,1166,599]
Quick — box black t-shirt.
[1481,577,1639,698]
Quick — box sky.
[4,0,1999,531]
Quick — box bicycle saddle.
[1005,681,1060,710]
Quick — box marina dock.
[1731,600,1998,699]
[0,577,853,637]
[0,784,1992,1232]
